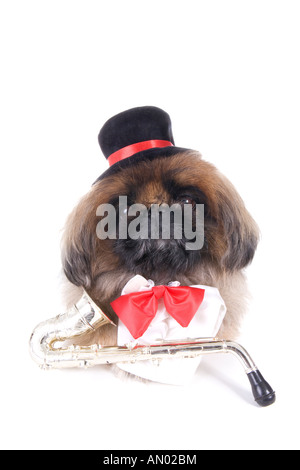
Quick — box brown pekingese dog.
[60,107,259,347]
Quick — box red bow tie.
[111,285,205,339]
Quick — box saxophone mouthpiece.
[247,369,276,407]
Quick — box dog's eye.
[179,196,196,207]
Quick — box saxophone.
[29,291,275,407]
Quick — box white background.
[1,0,300,450]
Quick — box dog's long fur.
[61,151,259,345]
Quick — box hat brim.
[93,146,189,184]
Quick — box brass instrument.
[29,291,276,407]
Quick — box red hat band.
[107,140,174,167]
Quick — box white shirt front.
[117,275,227,385]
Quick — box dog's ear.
[61,232,95,289]
[61,194,98,289]
[60,187,120,290]
[216,175,260,271]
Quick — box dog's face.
[62,151,259,307]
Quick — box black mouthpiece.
[247,369,276,407]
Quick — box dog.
[60,107,259,349]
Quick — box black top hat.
[94,106,188,183]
